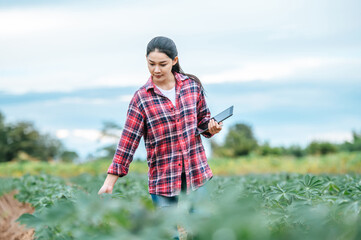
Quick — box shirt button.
[178,164,181,166]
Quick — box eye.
[149,63,155,66]
[160,64,167,67]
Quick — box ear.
[172,56,178,66]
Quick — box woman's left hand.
[208,119,223,135]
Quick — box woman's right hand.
[98,184,113,194]
[98,174,119,195]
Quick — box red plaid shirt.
[107,72,214,197]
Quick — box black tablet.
[196,105,234,136]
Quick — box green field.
[1,172,361,239]
[1,152,361,239]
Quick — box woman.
[98,36,222,208]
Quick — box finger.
[209,120,215,129]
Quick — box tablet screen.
[196,105,233,136]
[213,106,233,123]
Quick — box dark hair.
[146,36,204,91]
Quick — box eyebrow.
[148,59,168,64]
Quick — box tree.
[0,111,65,162]
[340,130,361,152]
[257,141,285,156]
[285,145,306,158]
[60,151,79,163]
[212,123,258,157]
[306,141,337,155]
[0,112,9,161]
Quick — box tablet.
[196,105,233,136]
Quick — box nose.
[154,65,161,73]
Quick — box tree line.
[211,123,361,158]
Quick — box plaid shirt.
[107,72,214,197]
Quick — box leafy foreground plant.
[5,173,361,240]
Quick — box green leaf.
[17,213,42,228]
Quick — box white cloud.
[1,56,350,94]
[73,129,101,141]
[1,0,358,39]
[43,95,133,105]
[56,128,118,144]
[56,129,70,139]
[0,8,73,37]
[255,125,354,147]
[0,71,147,94]
[0,1,360,94]
[201,57,342,84]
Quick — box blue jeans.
[150,172,209,209]
[150,172,209,239]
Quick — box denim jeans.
[150,172,209,239]
[150,172,209,209]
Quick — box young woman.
[98,36,222,209]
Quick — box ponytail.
[172,61,204,91]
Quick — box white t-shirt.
[157,85,176,107]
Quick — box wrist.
[104,173,119,186]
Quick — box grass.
[209,152,361,175]
[0,152,360,177]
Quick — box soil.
[0,191,35,240]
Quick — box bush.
[285,145,306,158]
[60,151,79,163]
[306,141,337,155]
[257,142,286,156]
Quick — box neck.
[153,73,176,90]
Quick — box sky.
[1,0,360,161]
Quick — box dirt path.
[0,191,35,240]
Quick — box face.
[146,50,178,83]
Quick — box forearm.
[104,173,119,187]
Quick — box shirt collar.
[145,72,188,92]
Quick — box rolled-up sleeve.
[107,95,145,177]
[196,88,214,138]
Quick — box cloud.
[56,128,118,144]
[1,0,359,39]
[0,8,75,37]
[56,129,70,139]
[201,57,343,84]
[0,71,147,94]
[255,124,354,147]
[0,0,360,94]
[43,95,133,105]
